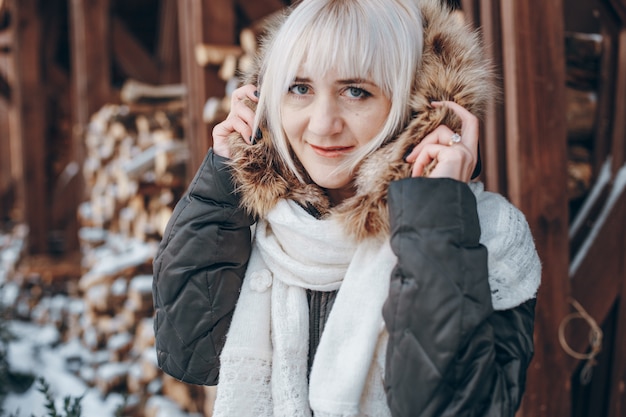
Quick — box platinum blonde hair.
[254,0,423,182]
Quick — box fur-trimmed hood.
[226,0,496,241]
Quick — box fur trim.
[227,0,496,241]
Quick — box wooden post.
[178,0,235,178]
[499,1,572,416]
[178,0,210,178]
[66,0,111,253]
[12,0,48,253]
[156,0,180,84]
[477,0,507,194]
[69,0,111,162]
[609,194,626,417]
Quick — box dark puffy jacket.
[152,150,254,385]
[152,150,536,416]
[383,177,535,416]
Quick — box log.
[195,43,243,67]
[566,87,597,143]
[120,79,187,103]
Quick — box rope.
[558,297,603,385]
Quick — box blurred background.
[0,0,625,416]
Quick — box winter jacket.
[152,0,540,415]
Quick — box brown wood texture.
[69,0,111,159]
[156,0,180,84]
[235,0,286,22]
[498,1,572,416]
[111,16,160,85]
[477,0,507,194]
[609,219,626,417]
[12,0,48,253]
[610,29,626,172]
[177,0,210,178]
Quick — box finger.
[231,100,257,133]
[405,125,455,161]
[232,84,259,103]
[431,101,479,149]
[410,144,449,177]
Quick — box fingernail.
[250,135,256,145]
[403,148,413,162]
[254,128,263,141]
[253,90,259,97]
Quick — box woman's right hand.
[211,84,259,158]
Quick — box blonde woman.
[152,0,541,415]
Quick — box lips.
[309,144,354,158]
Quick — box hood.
[226,0,496,241]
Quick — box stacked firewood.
[79,87,189,242]
[73,85,220,415]
[565,31,602,203]
[76,230,212,416]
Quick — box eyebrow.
[293,76,376,86]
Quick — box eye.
[345,86,371,99]
[289,84,310,95]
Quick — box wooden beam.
[570,185,626,354]
[608,186,626,417]
[610,29,626,172]
[0,92,11,219]
[178,0,209,178]
[478,0,507,194]
[499,1,572,416]
[69,0,111,157]
[12,0,48,253]
[112,16,160,85]
[156,0,180,84]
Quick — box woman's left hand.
[404,101,479,182]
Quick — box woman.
[152,0,541,416]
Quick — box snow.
[1,228,195,417]
[2,321,125,417]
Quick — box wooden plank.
[478,0,507,194]
[177,0,209,177]
[499,1,572,416]
[0,88,11,218]
[0,13,23,225]
[111,16,160,85]
[608,201,626,417]
[156,0,180,84]
[569,185,626,356]
[11,0,48,253]
[610,29,626,171]
[591,4,621,177]
[69,0,111,157]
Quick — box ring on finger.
[448,133,462,146]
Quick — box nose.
[307,95,342,137]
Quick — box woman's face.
[281,68,391,204]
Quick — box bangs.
[297,7,394,96]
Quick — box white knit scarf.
[213,199,396,417]
[212,184,541,417]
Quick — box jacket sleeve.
[382,177,536,417]
[152,149,254,385]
